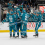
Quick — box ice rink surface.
[0,32,45,45]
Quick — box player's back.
[21,13,29,22]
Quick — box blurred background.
[0,0,45,22]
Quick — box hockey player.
[2,10,17,37]
[13,6,17,12]
[14,11,17,20]
[28,12,34,22]
[20,4,23,11]
[17,9,21,15]
[7,1,12,11]
[16,11,22,38]
[13,11,18,32]
[6,12,10,18]
[21,9,29,38]
[33,11,43,37]
[16,5,20,12]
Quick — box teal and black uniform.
[2,11,17,37]
[16,10,22,36]
[21,10,29,37]
[33,12,43,36]
[8,3,12,11]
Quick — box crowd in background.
[1,1,45,22]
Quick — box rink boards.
[0,22,45,32]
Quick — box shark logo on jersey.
[9,16,13,22]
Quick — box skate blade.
[10,37,13,38]
[33,36,38,38]
[21,36,28,38]
[15,36,19,38]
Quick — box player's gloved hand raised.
[2,19,4,24]
[2,19,6,24]
[2,21,4,24]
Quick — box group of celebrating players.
[2,2,43,38]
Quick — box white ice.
[0,32,45,45]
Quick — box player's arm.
[33,13,36,15]
[2,17,9,23]
[36,13,39,16]
[39,14,43,22]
